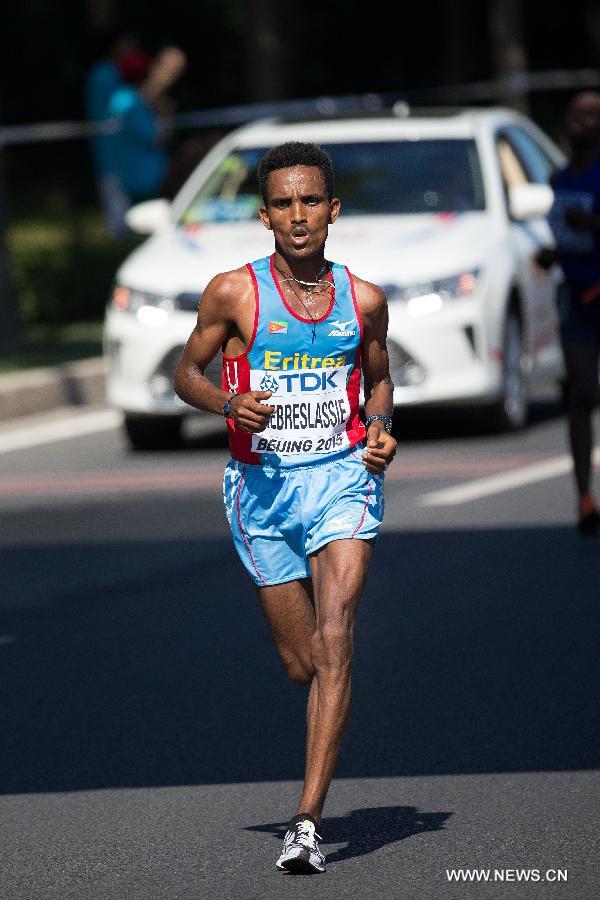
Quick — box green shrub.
[0,321,105,373]
[8,212,141,326]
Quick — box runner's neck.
[273,250,328,285]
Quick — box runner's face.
[259,166,340,260]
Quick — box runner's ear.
[259,206,272,230]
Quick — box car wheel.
[123,414,184,451]
[492,311,528,431]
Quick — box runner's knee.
[310,621,353,673]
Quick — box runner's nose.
[290,200,306,223]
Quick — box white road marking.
[0,409,121,454]
[419,447,600,507]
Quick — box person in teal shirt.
[108,47,187,205]
[84,29,140,236]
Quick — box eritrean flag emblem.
[269,320,288,334]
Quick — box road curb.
[0,357,106,421]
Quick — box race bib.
[250,365,351,455]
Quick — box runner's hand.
[230,391,275,433]
[363,422,397,475]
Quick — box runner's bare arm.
[354,277,397,474]
[173,269,275,431]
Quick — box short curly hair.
[257,141,334,204]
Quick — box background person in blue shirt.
[84,28,141,237]
[108,46,187,220]
[537,91,600,537]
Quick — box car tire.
[123,414,184,451]
[491,311,529,431]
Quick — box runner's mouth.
[290,228,309,243]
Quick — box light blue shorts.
[222,443,385,587]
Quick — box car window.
[327,140,485,214]
[497,136,528,190]
[180,148,266,225]
[179,139,486,224]
[503,125,555,184]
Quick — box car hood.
[116,212,496,294]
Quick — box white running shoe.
[276,816,326,874]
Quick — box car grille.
[174,292,203,312]
[387,340,426,387]
[150,345,222,398]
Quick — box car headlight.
[110,285,174,324]
[382,268,480,317]
[109,286,202,325]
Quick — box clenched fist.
[230,391,275,433]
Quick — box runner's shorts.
[222,443,385,586]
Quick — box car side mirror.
[125,198,171,235]
[508,183,554,221]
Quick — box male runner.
[174,142,396,873]
[537,92,600,536]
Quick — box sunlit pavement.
[1,400,599,898]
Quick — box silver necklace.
[274,262,330,301]
[274,262,332,342]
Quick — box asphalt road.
[0,399,599,899]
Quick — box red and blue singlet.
[222,255,366,467]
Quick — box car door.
[495,125,561,375]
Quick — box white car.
[104,107,565,449]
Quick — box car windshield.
[179,139,486,225]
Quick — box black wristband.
[365,414,393,434]
[223,391,235,418]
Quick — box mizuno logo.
[331,319,355,331]
[327,517,354,529]
[328,318,356,336]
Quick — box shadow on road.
[392,397,564,442]
[0,522,598,795]
[245,805,452,865]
